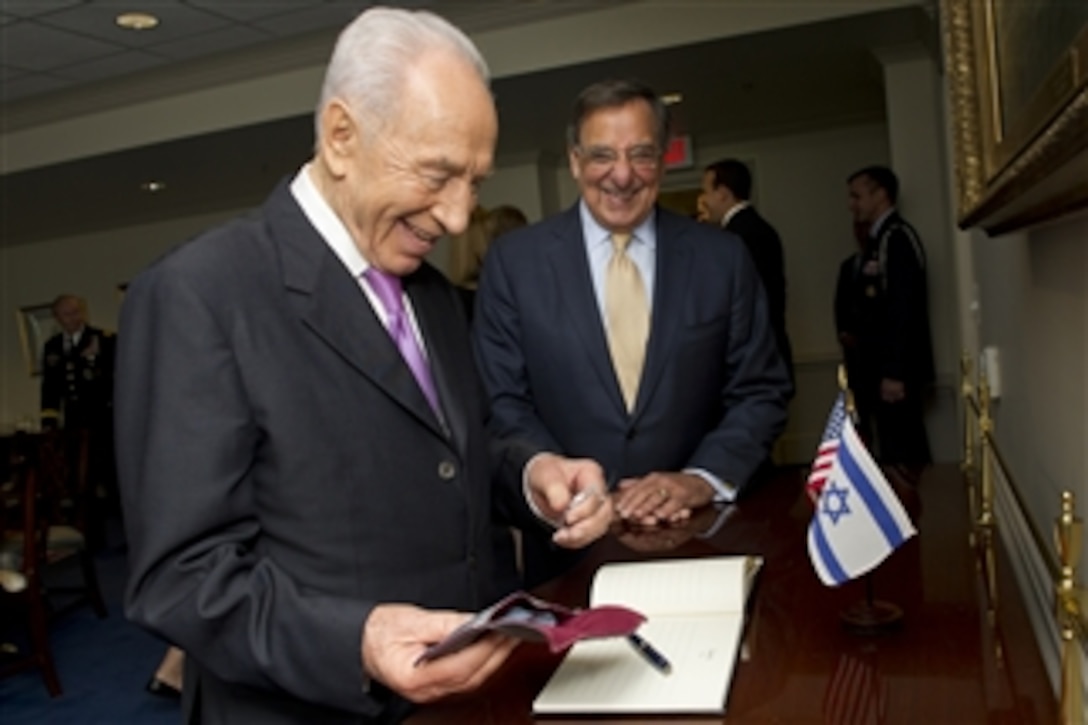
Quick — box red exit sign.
[663,135,693,170]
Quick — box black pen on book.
[627,632,672,675]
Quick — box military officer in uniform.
[40,294,117,546]
[843,166,935,466]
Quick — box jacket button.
[438,461,456,480]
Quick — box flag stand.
[840,574,902,633]
[836,365,904,633]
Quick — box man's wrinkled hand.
[362,604,518,703]
[525,453,613,548]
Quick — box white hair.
[316,6,490,138]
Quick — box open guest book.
[533,555,762,715]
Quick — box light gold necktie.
[605,232,649,411]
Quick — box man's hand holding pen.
[525,452,613,548]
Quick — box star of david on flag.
[807,393,917,586]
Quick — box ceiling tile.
[187,0,324,23]
[1,20,120,72]
[150,24,271,62]
[1,0,84,19]
[249,5,363,36]
[36,1,234,48]
[57,49,167,83]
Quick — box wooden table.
[409,465,1057,723]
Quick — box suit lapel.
[271,183,446,439]
[546,208,628,414]
[634,208,692,418]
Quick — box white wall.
[974,211,1088,545]
[968,209,1088,702]
[477,155,549,223]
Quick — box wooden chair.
[27,429,108,619]
[0,450,63,696]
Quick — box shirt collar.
[870,207,895,238]
[578,199,657,251]
[721,200,750,227]
[290,164,373,278]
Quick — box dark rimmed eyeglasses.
[575,144,661,172]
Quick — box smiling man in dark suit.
[473,80,792,587]
[114,8,612,724]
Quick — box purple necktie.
[364,268,441,417]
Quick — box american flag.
[806,393,847,501]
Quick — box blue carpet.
[1,535,180,724]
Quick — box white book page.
[533,613,741,714]
[589,556,756,615]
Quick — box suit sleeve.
[834,256,855,337]
[686,245,791,493]
[472,241,563,454]
[880,228,926,381]
[742,226,787,335]
[116,266,381,716]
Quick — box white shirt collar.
[578,199,657,251]
[721,200,750,227]
[870,207,895,238]
[289,164,373,278]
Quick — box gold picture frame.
[943,0,1088,235]
[16,303,58,377]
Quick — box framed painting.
[943,0,1088,234]
[16,303,57,377]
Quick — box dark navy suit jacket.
[472,203,791,582]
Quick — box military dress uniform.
[845,212,935,465]
[40,325,118,544]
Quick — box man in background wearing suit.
[473,79,791,587]
[844,165,935,465]
[697,158,794,389]
[115,8,612,724]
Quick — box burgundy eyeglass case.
[416,590,644,664]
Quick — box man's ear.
[317,100,357,179]
[567,146,582,182]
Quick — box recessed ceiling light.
[661,93,683,106]
[140,180,166,193]
[116,12,159,31]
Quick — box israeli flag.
[807,417,917,586]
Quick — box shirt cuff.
[696,504,737,539]
[523,452,560,527]
[684,467,737,503]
